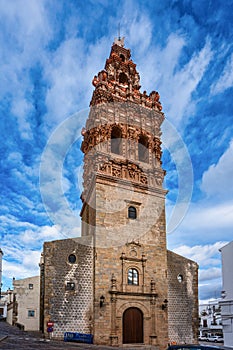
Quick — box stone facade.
[41,38,199,348]
[41,238,93,338]
[167,251,199,344]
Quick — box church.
[40,38,198,349]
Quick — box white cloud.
[2,254,40,281]
[199,281,222,301]
[44,34,111,124]
[1,222,81,285]
[167,141,233,247]
[139,33,185,92]
[164,39,212,124]
[19,225,64,245]
[134,34,213,125]
[44,38,85,122]
[127,14,152,54]
[0,215,37,230]
[199,267,222,282]
[201,140,233,200]
[168,200,233,244]
[173,241,226,267]
[211,52,233,95]
[0,0,53,139]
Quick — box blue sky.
[0,0,233,302]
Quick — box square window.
[66,282,75,291]
[28,310,35,317]
[28,284,33,289]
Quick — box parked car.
[206,336,223,343]
[198,336,208,341]
[167,344,224,350]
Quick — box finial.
[114,22,125,47]
[118,22,121,40]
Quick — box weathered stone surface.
[42,238,93,339]
[167,250,199,344]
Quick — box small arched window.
[128,206,137,219]
[111,126,122,155]
[128,268,139,285]
[177,274,183,283]
[138,134,149,163]
[119,72,128,84]
[120,54,125,62]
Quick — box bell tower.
[80,38,169,347]
[81,38,166,247]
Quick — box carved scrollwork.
[127,127,139,140]
[112,165,122,178]
[152,137,162,160]
[140,175,148,185]
[97,158,150,186]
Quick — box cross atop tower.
[114,23,125,47]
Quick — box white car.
[198,336,207,341]
[206,336,223,343]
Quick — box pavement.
[0,321,155,349]
[2,322,229,350]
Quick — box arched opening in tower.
[138,135,149,163]
[119,72,128,85]
[111,126,122,155]
[120,54,125,62]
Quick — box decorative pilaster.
[110,274,118,346]
[150,278,158,345]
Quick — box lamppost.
[0,283,2,300]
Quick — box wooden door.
[123,307,143,344]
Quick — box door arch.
[123,307,143,344]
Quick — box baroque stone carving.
[98,158,149,185]
[90,42,163,111]
[82,124,161,154]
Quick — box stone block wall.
[167,250,199,344]
[94,178,166,249]
[42,238,93,339]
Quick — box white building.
[12,276,40,331]
[199,300,222,337]
[0,292,8,320]
[219,241,233,347]
[0,289,13,321]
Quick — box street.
[0,321,151,350]
[1,322,230,350]
[0,321,114,349]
